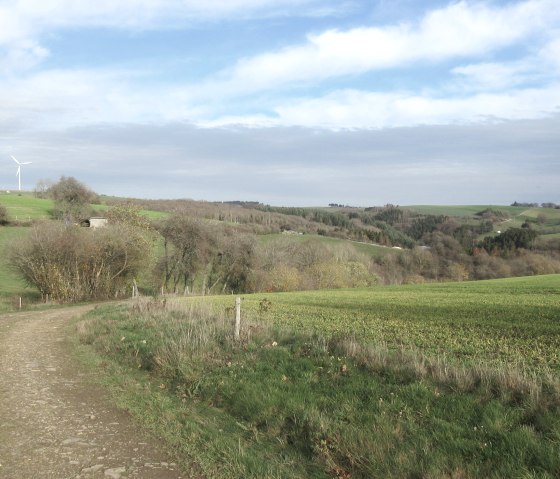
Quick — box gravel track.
[0,306,191,479]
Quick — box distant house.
[81,217,108,228]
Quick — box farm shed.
[81,217,108,228]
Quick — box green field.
[258,233,394,258]
[203,274,560,373]
[403,204,527,217]
[0,192,54,220]
[75,275,560,478]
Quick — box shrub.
[0,204,9,225]
[9,221,151,301]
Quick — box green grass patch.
[0,192,54,220]
[208,275,560,373]
[74,276,560,478]
[258,233,393,258]
[0,226,39,312]
[403,205,527,217]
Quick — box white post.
[19,297,22,309]
[235,297,241,340]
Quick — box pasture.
[0,192,53,220]
[258,233,394,258]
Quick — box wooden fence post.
[235,297,241,340]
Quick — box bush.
[9,221,151,302]
[47,176,98,222]
[0,204,9,225]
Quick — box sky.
[1,0,559,206]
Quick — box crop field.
[202,274,560,373]
[76,275,560,478]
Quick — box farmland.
[0,192,54,220]
[207,274,560,372]
[258,232,394,259]
[74,274,560,478]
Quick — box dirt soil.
[0,305,194,479]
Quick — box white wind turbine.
[11,155,32,191]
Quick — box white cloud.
[0,0,345,74]
[211,0,558,95]
[272,85,560,128]
[1,0,340,35]
[1,1,559,130]
[0,39,48,75]
[0,68,205,127]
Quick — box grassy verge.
[74,279,560,478]
[0,226,41,312]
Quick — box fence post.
[235,296,241,340]
[19,296,22,310]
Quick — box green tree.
[48,176,98,222]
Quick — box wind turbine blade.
[20,162,32,165]
[11,155,21,165]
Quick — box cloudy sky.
[1,0,559,206]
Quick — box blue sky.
[1,0,559,205]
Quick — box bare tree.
[9,221,150,302]
[157,213,216,293]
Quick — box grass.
[0,192,168,222]
[0,192,54,220]
[403,205,527,217]
[209,275,560,373]
[0,226,39,312]
[258,233,394,258]
[73,275,560,478]
[404,205,560,237]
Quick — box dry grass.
[331,336,560,408]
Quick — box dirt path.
[0,305,190,479]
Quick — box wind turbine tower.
[11,155,32,191]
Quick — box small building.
[81,217,108,228]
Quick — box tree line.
[3,177,559,301]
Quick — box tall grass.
[0,226,40,312]
[76,298,560,478]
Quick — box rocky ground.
[0,305,195,478]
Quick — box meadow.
[74,275,560,478]
[404,204,532,218]
[258,233,394,259]
[0,191,53,220]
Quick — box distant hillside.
[0,192,53,221]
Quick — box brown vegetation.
[9,221,151,301]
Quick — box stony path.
[0,306,192,479]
